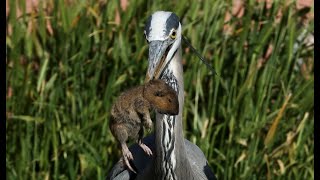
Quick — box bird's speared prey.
[109,79,179,173]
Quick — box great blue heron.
[108,11,216,180]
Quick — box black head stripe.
[165,13,180,35]
[144,15,152,37]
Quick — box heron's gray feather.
[107,135,216,180]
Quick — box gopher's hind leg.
[111,123,137,173]
[120,142,136,173]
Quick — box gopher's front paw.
[144,119,153,130]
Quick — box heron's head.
[144,11,181,82]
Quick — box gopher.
[109,79,179,173]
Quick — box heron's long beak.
[145,40,171,82]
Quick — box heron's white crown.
[144,11,181,42]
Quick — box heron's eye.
[170,29,177,39]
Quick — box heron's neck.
[154,47,190,179]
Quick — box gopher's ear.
[148,79,157,85]
[150,79,163,86]
[144,80,155,90]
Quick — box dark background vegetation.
[6,0,313,179]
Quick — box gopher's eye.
[170,29,177,39]
[155,91,163,97]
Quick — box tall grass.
[6,0,313,179]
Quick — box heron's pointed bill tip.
[145,73,151,83]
